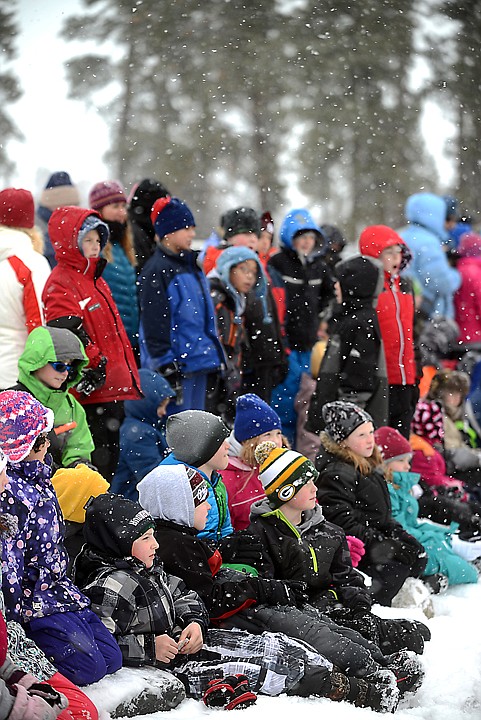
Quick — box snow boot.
[329,669,399,713]
[111,672,186,717]
[203,675,257,710]
[385,650,425,696]
[391,576,435,618]
[422,572,449,594]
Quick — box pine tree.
[0,1,23,182]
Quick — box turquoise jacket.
[388,471,477,585]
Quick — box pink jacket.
[454,256,481,344]
[222,457,266,531]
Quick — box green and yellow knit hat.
[254,441,319,508]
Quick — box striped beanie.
[89,181,126,211]
[254,441,318,508]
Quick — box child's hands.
[178,622,203,655]
[155,634,179,663]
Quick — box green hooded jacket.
[16,326,94,467]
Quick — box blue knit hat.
[234,393,282,443]
[77,215,109,252]
[280,208,323,250]
[216,246,270,324]
[150,196,195,239]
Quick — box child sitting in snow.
[375,426,479,587]
[247,440,429,658]
[110,368,174,500]
[74,492,400,712]
[0,390,122,687]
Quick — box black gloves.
[368,534,421,567]
[76,357,107,396]
[218,532,264,568]
[158,361,183,406]
[26,683,65,708]
[255,578,308,607]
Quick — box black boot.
[385,650,425,695]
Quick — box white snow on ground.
[87,579,481,719]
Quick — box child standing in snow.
[110,368,174,500]
[316,401,428,606]
[0,391,122,687]
[374,425,478,587]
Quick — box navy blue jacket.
[138,246,225,374]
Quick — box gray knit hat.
[166,410,230,467]
[322,401,373,443]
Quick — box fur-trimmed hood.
[316,431,383,476]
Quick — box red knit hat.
[0,188,35,229]
[88,181,126,211]
[374,426,412,463]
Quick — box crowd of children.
[0,182,480,717]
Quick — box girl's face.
[380,245,402,275]
[193,500,211,531]
[285,479,317,513]
[0,468,9,493]
[343,422,375,458]
[100,202,127,223]
[81,230,101,259]
[24,433,51,463]
[388,456,412,473]
[258,428,283,448]
[443,390,462,409]
[131,528,159,568]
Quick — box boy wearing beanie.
[207,248,270,423]
[138,197,224,413]
[248,440,429,664]
[202,206,261,276]
[222,393,283,530]
[0,188,51,389]
[37,171,81,268]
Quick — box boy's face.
[229,259,257,294]
[229,233,259,251]
[131,527,159,568]
[100,202,127,223]
[208,439,230,471]
[33,360,73,389]
[162,226,196,254]
[24,433,50,463]
[157,398,171,418]
[284,479,317,513]
[343,421,375,458]
[380,244,402,275]
[193,499,211,531]
[81,230,102,259]
[293,232,316,256]
[258,230,273,256]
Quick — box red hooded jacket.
[42,206,141,404]
[359,225,416,385]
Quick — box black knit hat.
[166,410,230,467]
[322,401,373,443]
[223,207,261,241]
[83,493,155,558]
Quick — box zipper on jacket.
[391,277,406,385]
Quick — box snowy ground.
[87,580,481,719]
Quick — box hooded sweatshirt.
[42,206,141,405]
[13,325,94,467]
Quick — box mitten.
[157,362,183,405]
[9,684,67,720]
[346,535,365,568]
[76,356,107,396]
[218,532,264,567]
[255,578,306,607]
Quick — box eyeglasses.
[32,433,49,452]
[232,265,257,278]
[49,361,74,373]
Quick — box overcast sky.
[6,0,456,205]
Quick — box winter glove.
[255,578,308,607]
[367,535,406,565]
[9,684,67,720]
[346,535,365,568]
[76,356,107,396]
[218,532,264,568]
[157,361,183,406]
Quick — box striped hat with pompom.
[254,441,319,508]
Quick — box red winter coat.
[360,228,416,385]
[42,206,141,405]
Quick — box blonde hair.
[341,443,383,476]
[241,433,290,467]
[8,225,44,255]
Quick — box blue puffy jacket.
[111,369,174,500]
[400,193,461,318]
[138,246,224,375]
[102,243,139,345]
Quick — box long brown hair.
[320,431,383,475]
[102,223,137,267]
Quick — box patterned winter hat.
[411,400,444,444]
[150,196,195,238]
[185,466,209,507]
[255,440,318,508]
[322,401,373,443]
[234,393,281,443]
[84,493,156,558]
[0,390,54,463]
[89,181,126,211]
[374,426,412,463]
[0,188,35,229]
[260,211,274,235]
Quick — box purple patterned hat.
[0,391,54,463]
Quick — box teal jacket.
[388,471,477,585]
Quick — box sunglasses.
[49,361,74,373]
[32,433,50,453]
